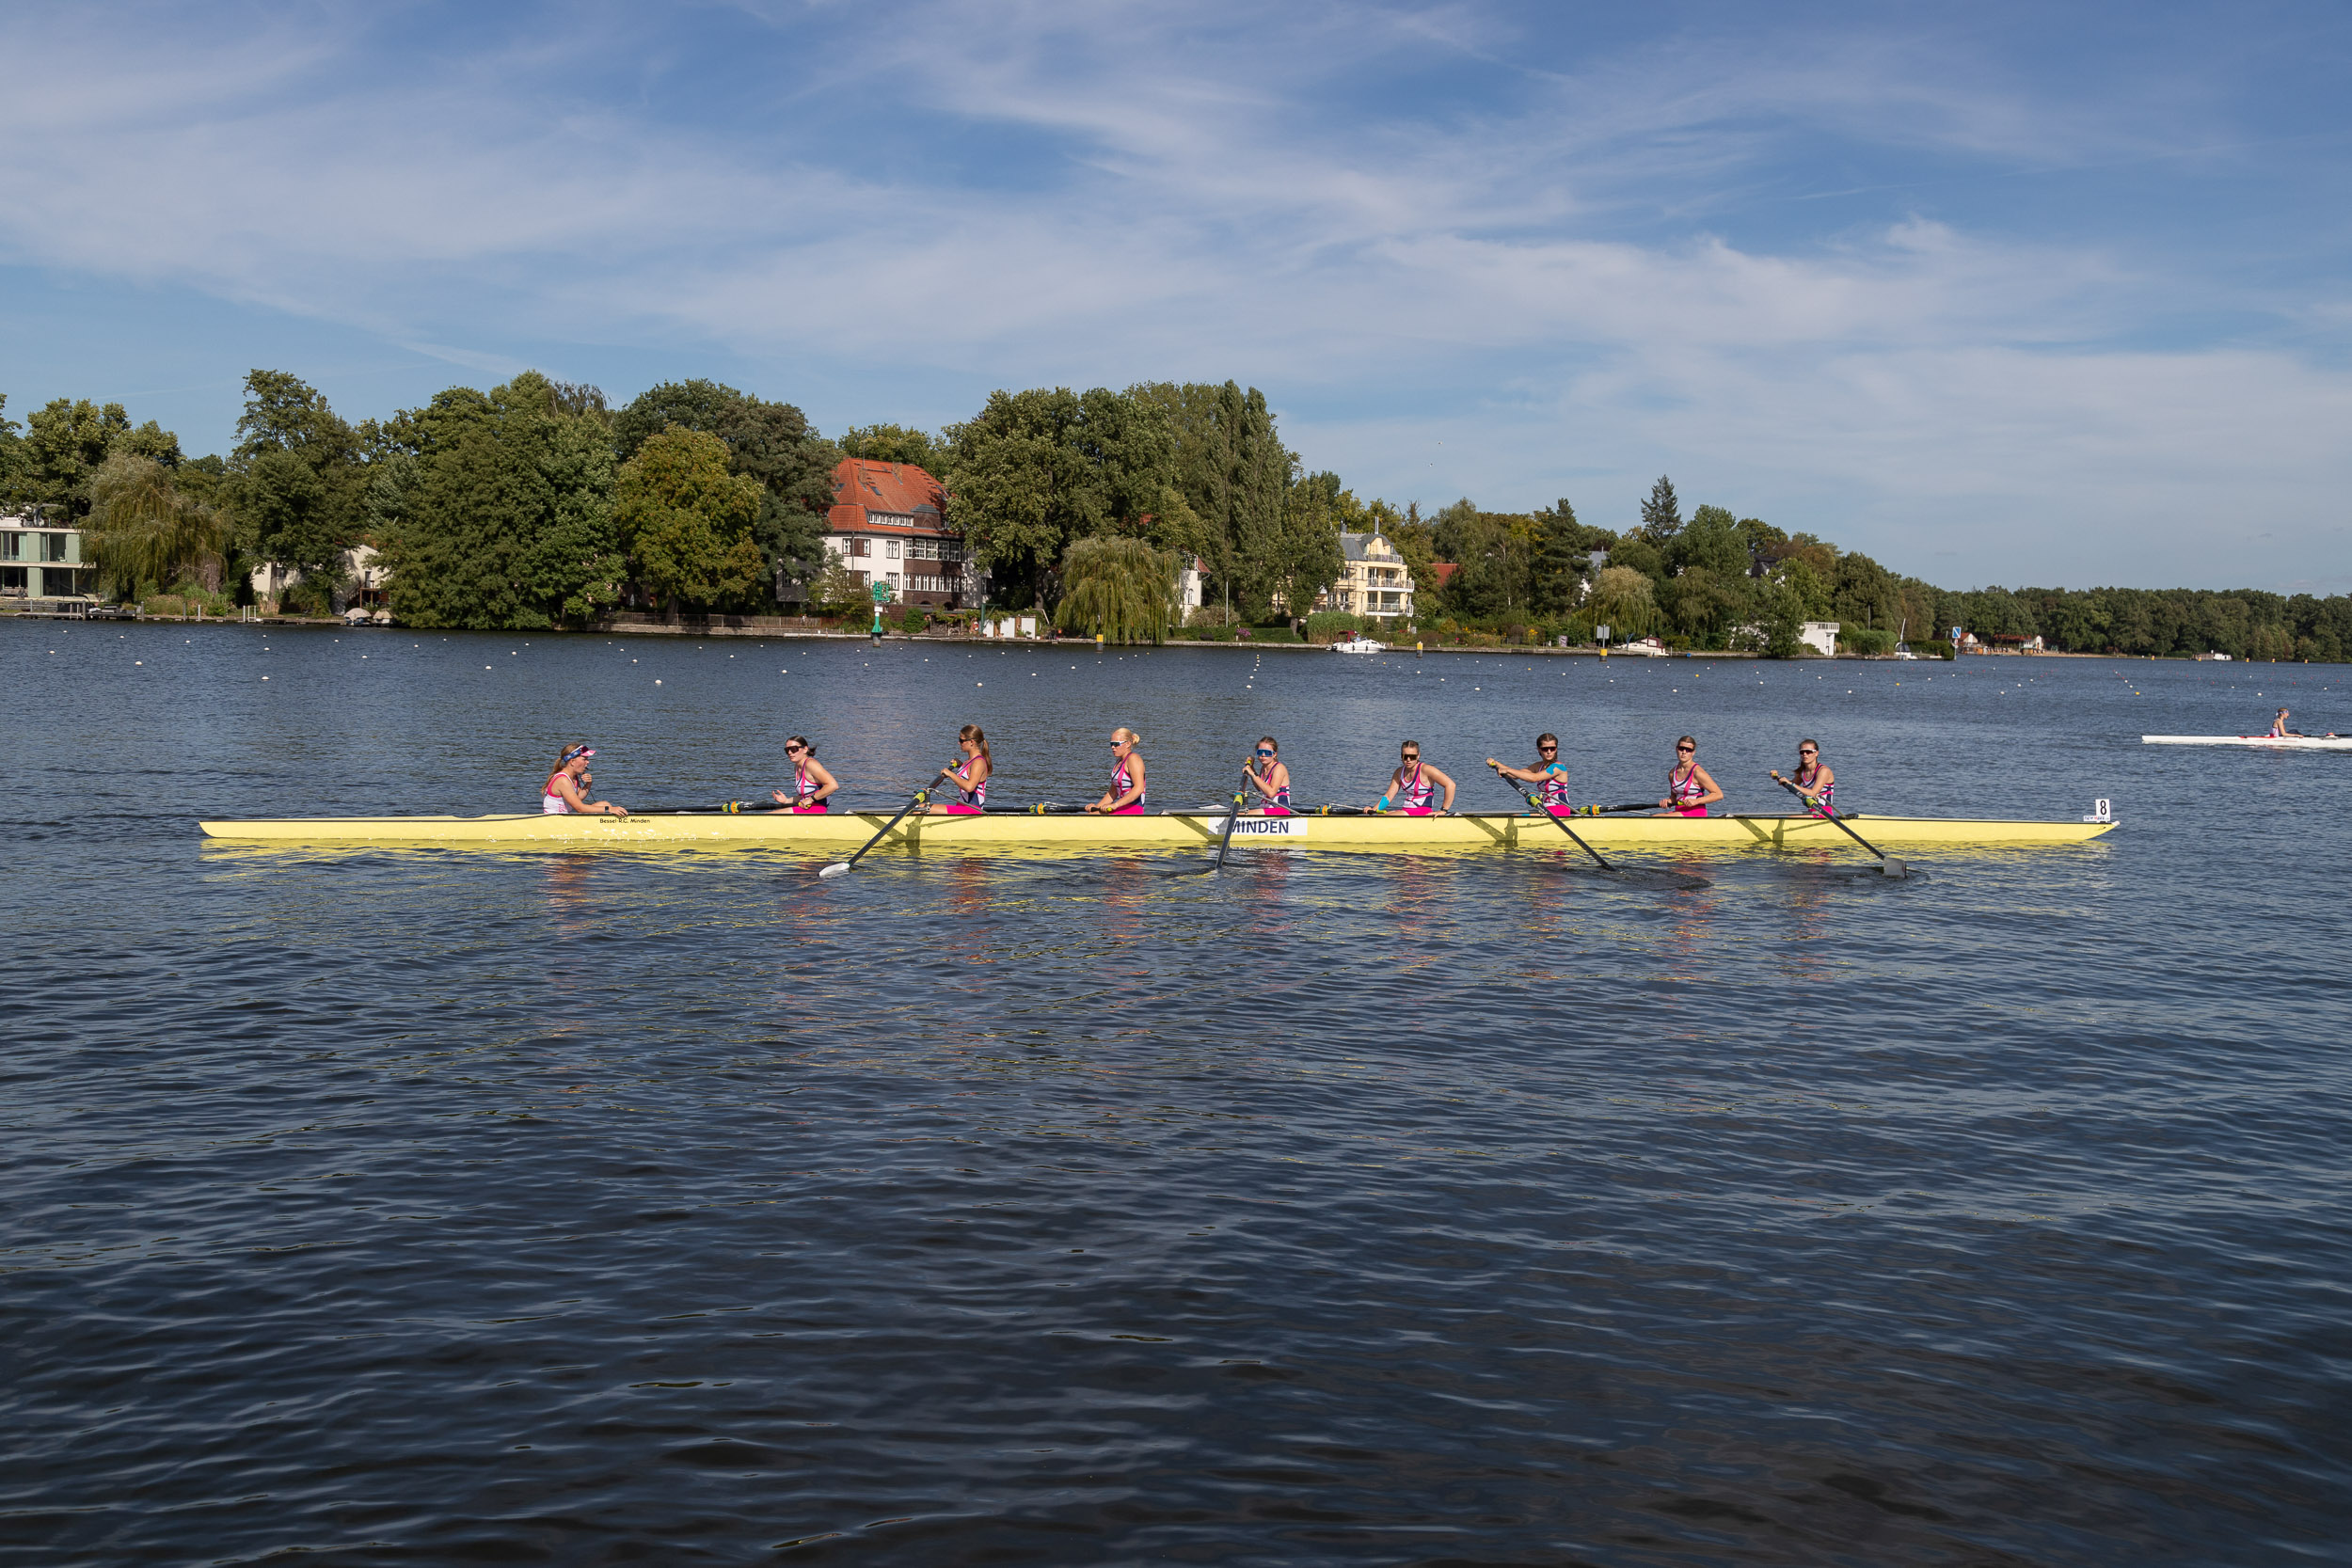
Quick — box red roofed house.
[820,459,984,610]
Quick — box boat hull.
[197,810,2120,851]
[2142,735,2352,750]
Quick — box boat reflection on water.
[543,853,596,940]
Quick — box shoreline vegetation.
[6,371,2347,662]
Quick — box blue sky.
[3,0,2347,590]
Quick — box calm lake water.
[5,621,2348,1566]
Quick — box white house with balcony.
[1316,531,1416,622]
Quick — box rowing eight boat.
[2141,735,2351,751]
[198,810,2119,850]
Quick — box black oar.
[1492,768,1711,890]
[1489,765,1614,870]
[1770,772,1906,878]
[818,771,949,879]
[1206,763,1255,874]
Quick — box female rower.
[1488,733,1570,813]
[1772,739,1834,816]
[1089,727,1148,815]
[544,743,628,816]
[1375,740,1455,815]
[2272,707,2296,736]
[1658,736,1723,817]
[929,724,992,815]
[1246,736,1292,815]
[771,736,838,813]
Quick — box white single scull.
[2141,735,2351,751]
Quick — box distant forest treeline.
[2,371,2344,660]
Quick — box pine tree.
[1531,498,1589,616]
[1640,475,1682,541]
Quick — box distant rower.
[544,743,627,816]
[1488,733,1570,814]
[1246,736,1292,815]
[1089,727,1148,815]
[930,724,992,815]
[1659,736,1723,817]
[771,736,838,813]
[1377,740,1455,815]
[1773,739,1835,816]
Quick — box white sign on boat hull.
[1222,816,1310,843]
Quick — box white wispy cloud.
[0,0,2343,587]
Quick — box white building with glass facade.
[0,511,92,605]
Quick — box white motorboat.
[1611,637,1669,657]
[1328,635,1387,654]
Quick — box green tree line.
[7,375,2348,658]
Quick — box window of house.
[0,533,20,562]
[42,533,70,562]
[1,565,24,592]
[846,537,869,558]
[886,538,902,561]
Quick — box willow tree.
[86,453,226,597]
[1587,564,1658,639]
[1053,536,1178,643]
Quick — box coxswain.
[1375,740,1455,815]
[1246,736,1292,815]
[1089,727,1148,814]
[544,744,627,816]
[1772,739,1835,816]
[928,724,992,815]
[771,736,839,812]
[1487,732,1570,814]
[1659,735,1723,816]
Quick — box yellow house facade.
[1319,531,1415,622]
